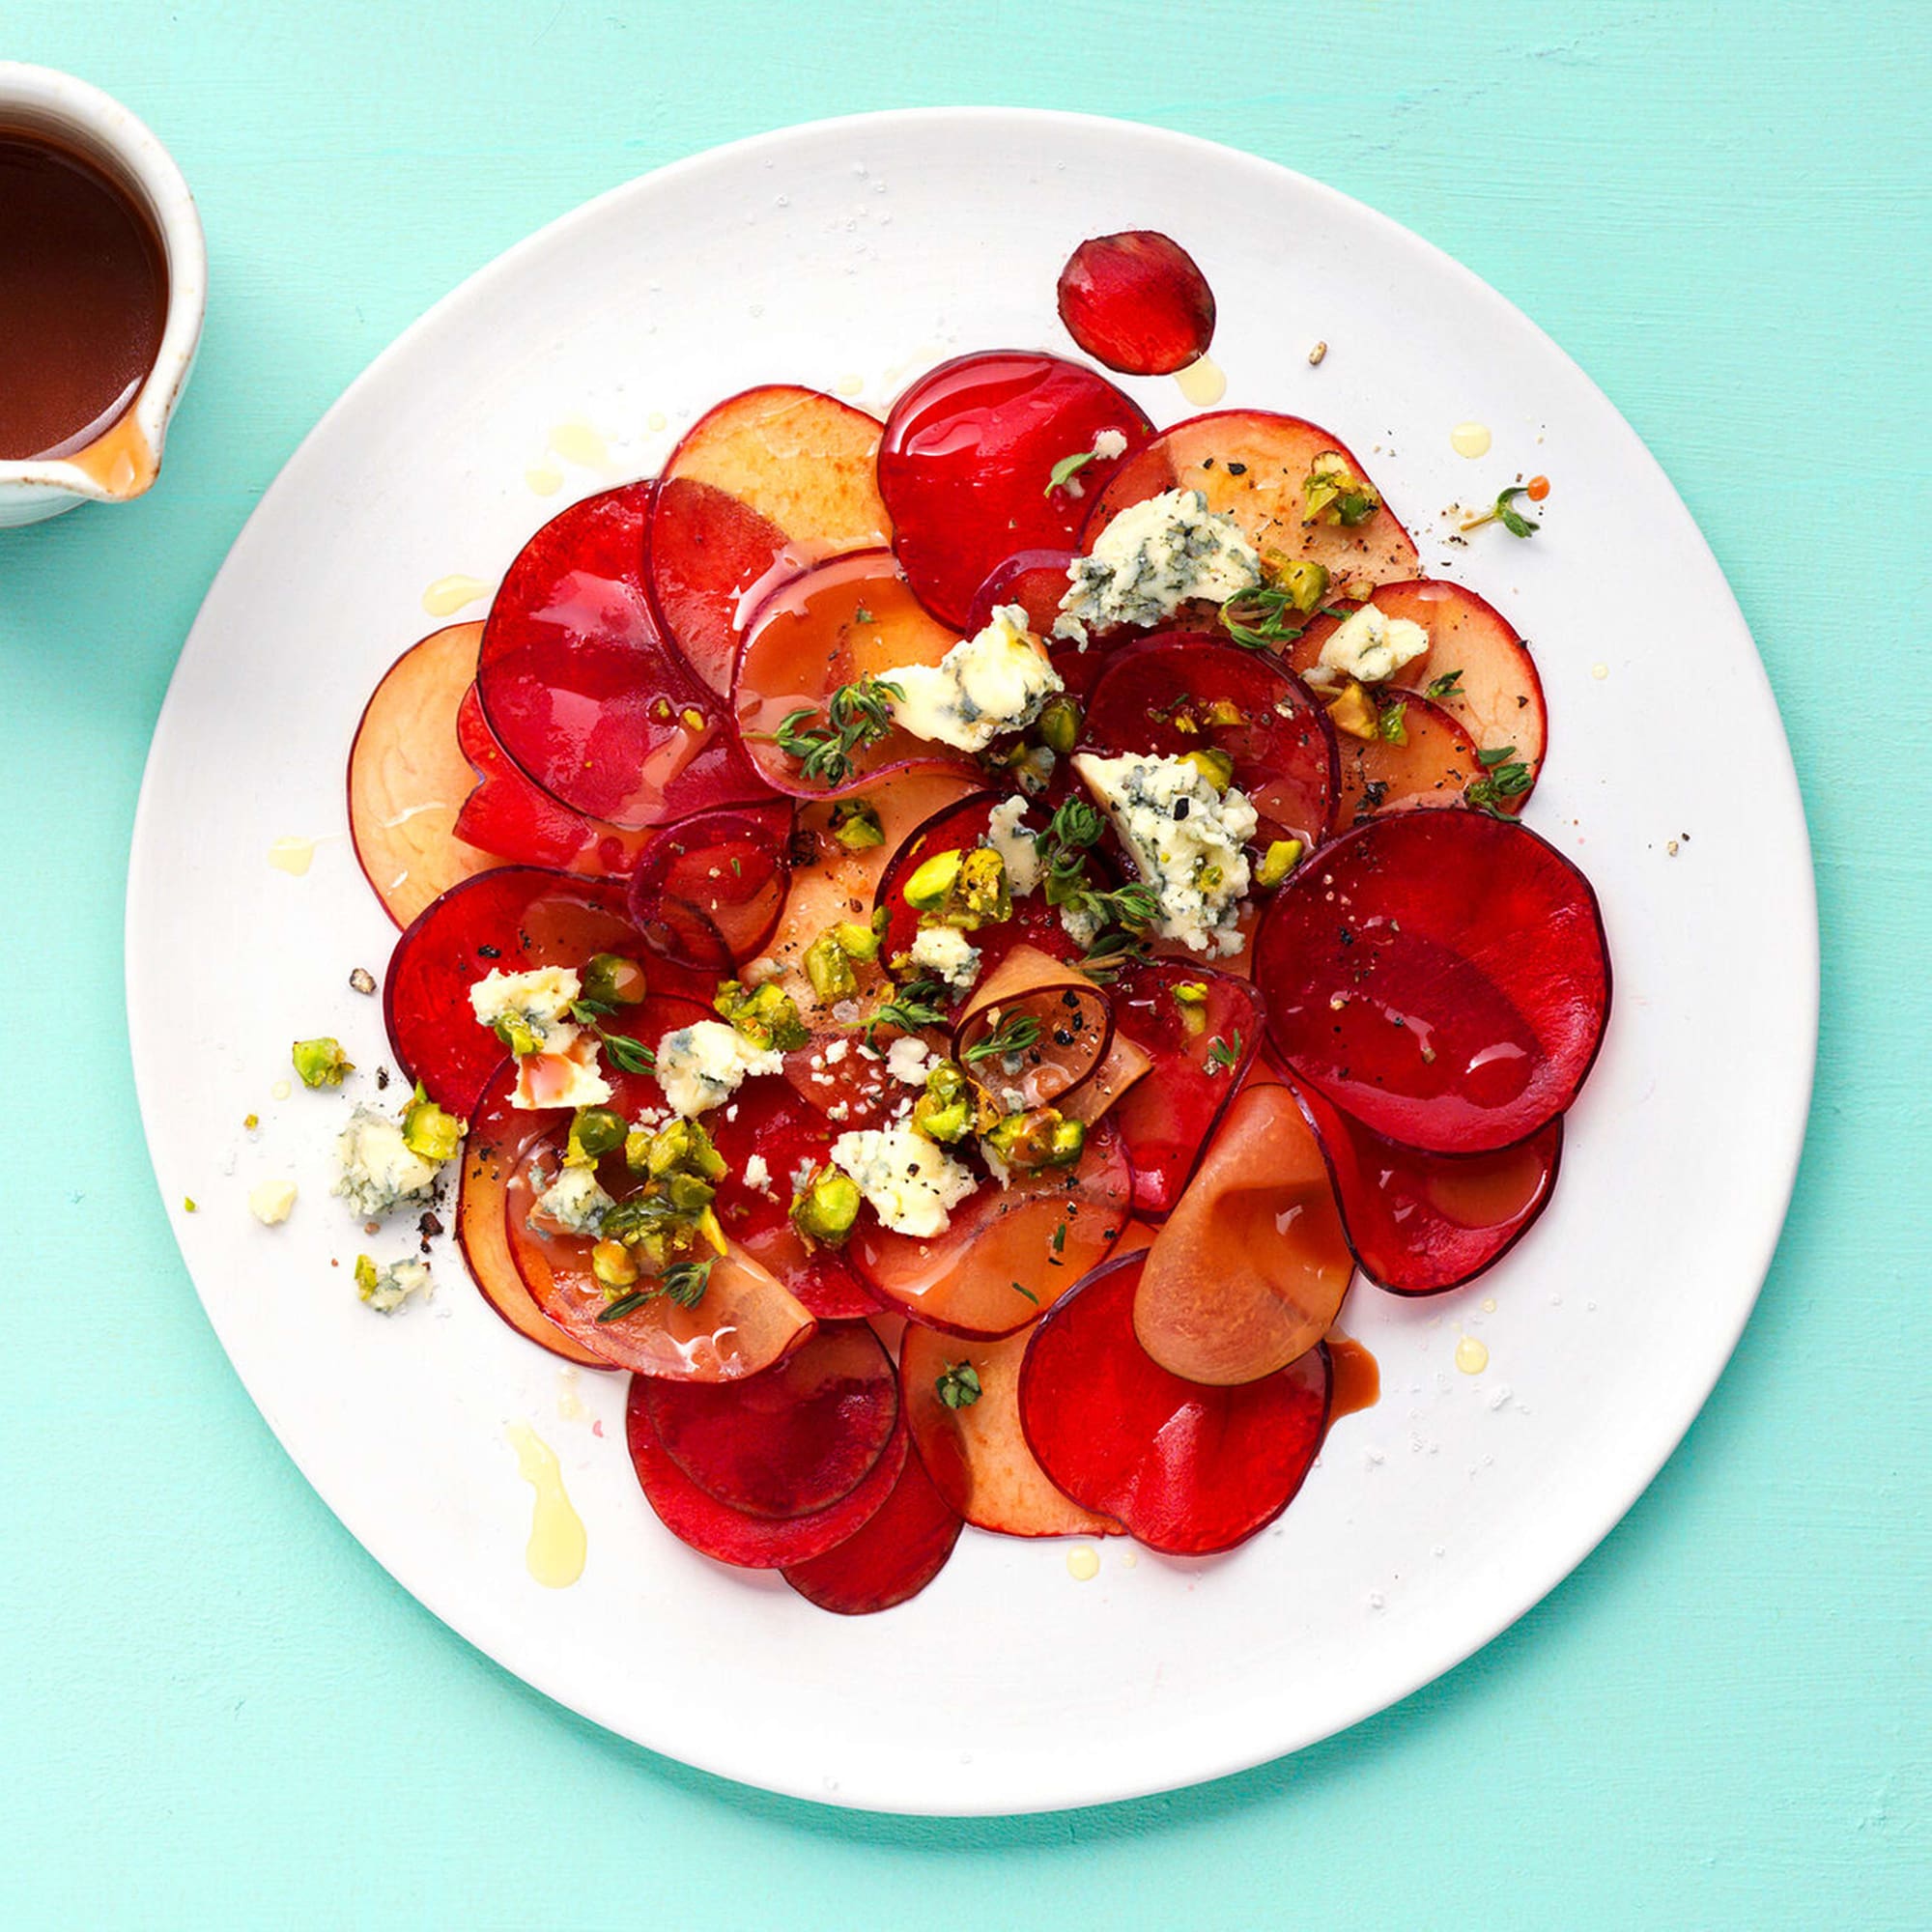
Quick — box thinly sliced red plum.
[1079,632,1336,848]
[781,1441,962,1614]
[1018,1251,1331,1556]
[648,386,891,694]
[1083,411,1417,595]
[504,1065,814,1381]
[878,352,1151,628]
[1255,810,1610,1153]
[1132,1082,1352,1385]
[348,622,499,928]
[626,798,794,972]
[1288,581,1546,783]
[453,684,649,875]
[707,1082,884,1320]
[848,1120,1132,1339]
[627,1377,907,1568]
[733,549,980,799]
[1292,1078,1563,1295]
[456,1069,610,1368]
[1330,689,1482,832]
[475,481,768,828]
[952,945,1114,1113]
[1104,960,1264,1215]
[640,1321,897,1519]
[384,867,712,1116]
[901,1324,1120,1539]
[1057,231,1216,377]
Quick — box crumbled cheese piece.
[886,1036,936,1086]
[509,1033,612,1111]
[469,966,581,1040]
[1316,602,1431,685]
[654,1020,782,1118]
[359,1257,432,1315]
[909,924,981,993]
[247,1179,298,1226]
[1092,427,1128,461]
[333,1107,442,1219]
[1055,489,1261,643]
[823,1038,850,1065]
[1072,751,1258,956]
[830,1125,978,1238]
[1059,901,1102,951]
[983,796,1041,895]
[883,605,1063,752]
[742,1154,773,1195]
[533,1164,613,1236]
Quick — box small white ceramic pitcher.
[0,63,207,527]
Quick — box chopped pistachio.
[492,1011,541,1057]
[713,978,809,1051]
[1271,556,1330,612]
[400,1082,465,1162]
[567,1106,627,1163]
[1172,981,1210,1036]
[804,928,859,1003]
[582,952,648,1006]
[830,799,885,850]
[1324,678,1380,742]
[641,1117,725,1183]
[1302,451,1381,527]
[791,1166,862,1244]
[1255,838,1304,888]
[1037,694,1082,756]
[983,1107,1086,1173]
[591,1239,640,1289]
[348,967,378,996]
[1179,747,1235,793]
[292,1037,354,1089]
[910,1060,975,1145]
[903,848,963,913]
[832,920,881,962]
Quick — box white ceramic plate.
[128,110,1816,1815]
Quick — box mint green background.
[3,3,1926,1925]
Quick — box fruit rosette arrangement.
[341,232,1609,1613]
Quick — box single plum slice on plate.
[1255,810,1611,1154]
[1018,1250,1331,1556]
[625,798,795,973]
[638,1320,898,1519]
[951,944,1116,1115]
[900,1323,1121,1540]
[1078,631,1337,850]
[733,549,980,800]
[1327,689,1482,832]
[627,1375,908,1569]
[1292,1078,1563,1296]
[648,384,892,694]
[847,1119,1133,1340]
[1056,230,1216,377]
[878,351,1151,629]
[348,622,499,927]
[1082,410,1417,596]
[781,1439,963,1614]
[1131,1082,1353,1386]
[475,480,768,828]
[384,866,712,1117]
[1288,580,1546,804]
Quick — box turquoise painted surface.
[2,1,1926,1923]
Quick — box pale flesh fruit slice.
[1133,1082,1353,1385]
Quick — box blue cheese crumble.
[333,1107,446,1219]
[357,1255,433,1315]
[1072,751,1258,956]
[653,1019,782,1118]
[883,605,1063,752]
[532,1164,614,1236]
[829,1124,978,1238]
[909,924,981,993]
[468,965,580,1041]
[1054,489,1262,644]
[982,795,1041,895]
[1316,602,1431,684]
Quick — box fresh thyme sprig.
[1424,668,1465,700]
[772,676,905,785]
[963,1012,1043,1065]
[1464,744,1535,814]
[570,999,657,1072]
[1461,486,1540,538]
[935,1361,983,1408]
[596,1257,713,1323]
[1218,584,1311,650]
[864,976,949,1047]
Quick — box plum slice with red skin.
[452,682,648,876]
[846,1119,1133,1340]
[1078,631,1337,850]
[878,351,1151,629]
[627,1375,908,1569]
[647,385,892,694]
[901,1323,1120,1540]
[456,1066,610,1369]
[475,480,770,829]
[625,798,795,973]
[1057,231,1216,377]
[383,865,713,1117]
[706,1081,884,1320]
[347,622,500,929]
[1082,410,1417,594]
[1289,1077,1563,1296]
[1103,959,1264,1216]
[951,944,1116,1114]
[732,549,980,800]
[1287,581,1546,792]
[1018,1250,1331,1556]
[639,1320,897,1520]
[962,548,1132,699]
[1255,810,1611,1154]
[1329,689,1482,833]
[781,1435,963,1614]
